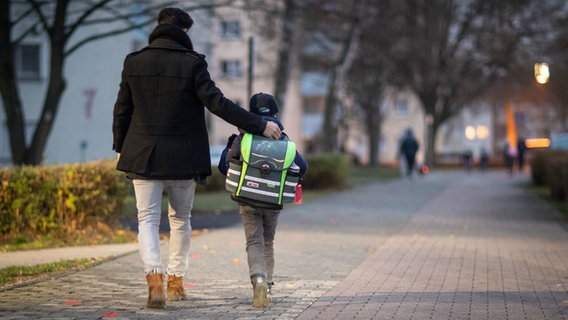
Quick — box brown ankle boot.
[146,273,166,308]
[167,275,186,301]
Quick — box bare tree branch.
[64,0,114,38]
[26,0,51,34]
[65,18,153,56]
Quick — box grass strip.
[0,258,102,289]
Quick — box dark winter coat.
[400,134,419,158]
[113,24,267,179]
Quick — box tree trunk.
[25,0,69,165]
[424,118,437,168]
[365,101,381,166]
[0,1,27,165]
[321,0,363,153]
[322,70,338,152]
[27,52,66,165]
[273,0,297,112]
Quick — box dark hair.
[158,7,194,29]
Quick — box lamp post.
[504,78,517,151]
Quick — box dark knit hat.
[158,7,193,29]
[249,93,279,116]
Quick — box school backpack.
[225,133,300,206]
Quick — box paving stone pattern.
[0,170,567,319]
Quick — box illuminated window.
[476,125,489,140]
[465,126,476,140]
[465,125,489,140]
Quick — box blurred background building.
[1,1,564,168]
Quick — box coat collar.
[147,38,189,51]
[147,24,193,51]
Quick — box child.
[219,93,307,308]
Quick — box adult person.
[479,147,490,172]
[503,141,517,175]
[399,128,419,179]
[517,137,527,172]
[112,7,281,309]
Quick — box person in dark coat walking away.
[503,141,517,175]
[480,147,490,172]
[112,8,281,309]
[399,128,419,179]
[517,137,527,172]
[219,93,307,309]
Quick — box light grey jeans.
[132,179,196,276]
[239,204,280,283]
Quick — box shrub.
[530,150,548,186]
[203,154,351,192]
[545,156,568,201]
[530,149,568,211]
[301,153,350,190]
[0,160,130,241]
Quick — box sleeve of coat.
[112,59,134,153]
[192,59,266,135]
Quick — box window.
[221,60,242,78]
[221,20,241,39]
[16,44,41,79]
[395,98,409,117]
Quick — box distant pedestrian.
[503,142,517,175]
[462,149,473,172]
[399,128,419,179]
[517,138,527,172]
[479,147,490,171]
[112,8,281,309]
[219,93,308,308]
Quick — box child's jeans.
[133,179,196,276]
[239,205,280,282]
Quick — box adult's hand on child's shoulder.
[263,121,281,140]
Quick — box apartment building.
[204,5,304,153]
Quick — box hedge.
[301,153,350,190]
[0,160,129,240]
[530,149,568,205]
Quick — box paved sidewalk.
[0,243,139,269]
[0,170,567,319]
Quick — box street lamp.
[534,63,550,84]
